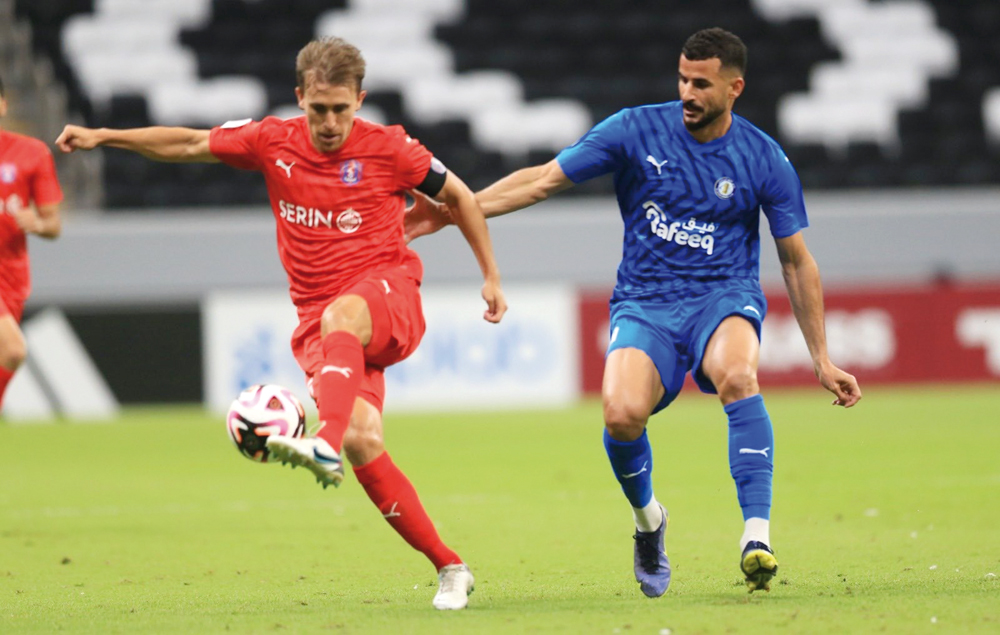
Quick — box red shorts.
[291,265,426,412]
[0,290,25,322]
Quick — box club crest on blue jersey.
[0,163,17,184]
[714,177,735,199]
[340,160,363,185]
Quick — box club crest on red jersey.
[337,208,362,233]
[340,160,363,185]
[0,163,17,184]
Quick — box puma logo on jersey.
[321,365,353,378]
[642,201,716,255]
[739,447,770,458]
[381,279,391,294]
[646,155,669,175]
[276,159,295,178]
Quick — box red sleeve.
[391,126,433,191]
[209,118,268,170]
[30,146,63,206]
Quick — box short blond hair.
[296,38,366,92]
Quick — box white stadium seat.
[471,100,592,155]
[983,88,1000,144]
[779,94,899,149]
[404,72,524,124]
[316,12,437,47]
[148,78,268,127]
[327,0,464,22]
[63,18,180,59]
[93,0,210,24]
[358,45,455,91]
[810,62,928,110]
[767,0,959,151]
[61,0,267,122]
[314,3,590,157]
[72,51,198,106]
[751,0,864,21]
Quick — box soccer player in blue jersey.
[405,28,862,596]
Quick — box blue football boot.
[633,505,671,597]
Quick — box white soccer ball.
[226,384,306,462]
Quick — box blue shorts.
[607,278,767,414]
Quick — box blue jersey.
[556,101,808,302]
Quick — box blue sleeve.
[760,144,809,238]
[555,110,628,183]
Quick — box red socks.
[318,333,462,571]
[315,331,364,453]
[354,452,462,571]
[0,366,13,412]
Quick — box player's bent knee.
[342,425,385,466]
[715,366,759,403]
[0,340,27,371]
[603,400,648,441]
[320,295,373,342]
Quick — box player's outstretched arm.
[775,232,862,407]
[404,159,574,243]
[434,171,507,324]
[476,159,574,218]
[56,125,220,163]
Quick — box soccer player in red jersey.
[0,75,64,413]
[56,38,506,610]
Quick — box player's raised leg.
[702,315,778,592]
[267,293,372,487]
[0,309,27,411]
[603,346,671,597]
[345,398,472,610]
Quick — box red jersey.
[209,116,433,312]
[0,130,63,303]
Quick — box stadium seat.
[17,0,1000,206]
[470,99,591,155]
[147,78,268,127]
[404,72,523,125]
[983,88,1000,144]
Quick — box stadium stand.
[11,0,1000,208]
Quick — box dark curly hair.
[682,28,747,76]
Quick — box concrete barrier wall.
[26,187,1000,307]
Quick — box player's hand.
[404,191,453,243]
[817,362,862,407]
[55,125,101,153]
[12,207,39,234]
[481,278,507,324]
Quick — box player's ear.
[729,76,745,101]
[295,86,305,111]
[0,97,7,118]
[356,89,367,110]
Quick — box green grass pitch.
[2,384,998,633]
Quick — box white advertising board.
[203,284,579,413]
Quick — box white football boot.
[432,563,475,610]
[266,436,344,489]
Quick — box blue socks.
[726,394,774,521]
[604,429,654,508]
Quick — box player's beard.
[683,101,725,132]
